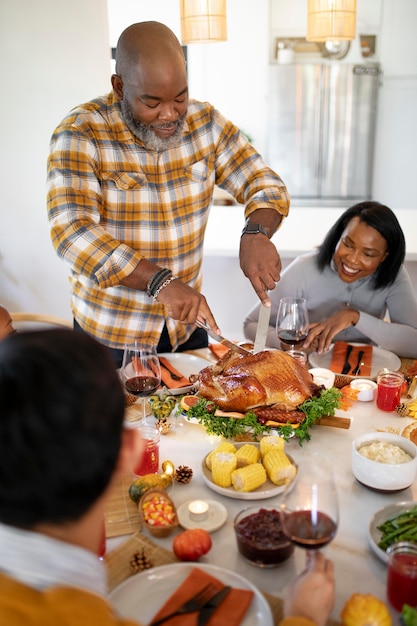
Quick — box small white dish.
[352,432,417,492]
[177,499,228,532]
[350,378,377,401]
[308,367,335,389]
[368,501,417,563]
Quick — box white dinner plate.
[202,443,297,500]
[368,501,417,563]
[109,562,273,626]
[159,353,210,396]
[309,343,401,380]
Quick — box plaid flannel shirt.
[47,92,289,350]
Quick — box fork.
[351,350,365,376]
[149,583,217,626]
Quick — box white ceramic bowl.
[352,432,417,492]
[308,367,335,389]
[350,378,377,402]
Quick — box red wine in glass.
[121,344,161,424]
[276,297,309,351]
[278,330,308,348]
[125,375,160,397]
[281,455,339,554]
[282,509,337,550]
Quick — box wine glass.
[121,343,161,424]
[280,455,339,554]
[276,297,309,351]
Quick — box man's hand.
[240,235,282,305]
[304,309,360,354]
[157,279,220,334]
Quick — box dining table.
[105,347,417,625]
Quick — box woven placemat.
[105,531,179,592]
[105,473,142,538]
[399,358,417,378]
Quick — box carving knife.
[253,303,271,353]
[196,321,251,356]
[197,586,232,626]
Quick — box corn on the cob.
[205,442,236,470]
[260,435,285,458]
[263,449,296,486]
[235,444,260,468]
[211,452,237,488]
[231,463,267,492]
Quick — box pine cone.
[396,402,409,417]
[130,549,153,574]
[155,418,172,435]
[174,465,193,484]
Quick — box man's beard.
[121,99,186,151]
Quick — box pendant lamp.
[180,0,227,44]
[307,0,356,42]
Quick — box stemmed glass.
[276,297,309,351]
[121,343,161,424]
[280,455,339,554]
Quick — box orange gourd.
[341,594,392,626]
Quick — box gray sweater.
[243,251,417,358]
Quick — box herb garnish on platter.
[179,387,342,445]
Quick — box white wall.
[0,0,111,318]
[0,0,416,331]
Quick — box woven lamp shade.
[180,0,227,44]
[307,0,356,42]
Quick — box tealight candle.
[350,379,377,402]
[188,500,209,521]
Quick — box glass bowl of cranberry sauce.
[234,506,294,567]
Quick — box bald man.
[47,21,290,367]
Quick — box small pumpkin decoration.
[341,593,392,626]
[172,528,212,561]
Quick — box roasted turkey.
[197,349,321,423]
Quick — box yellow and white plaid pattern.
[47,92,289,350]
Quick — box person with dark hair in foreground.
[0,328,334,625]
[244,202,417,358]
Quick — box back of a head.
[0,329,125,527]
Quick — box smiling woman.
[244,201,417,359]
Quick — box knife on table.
[253,303,271,353]
[197,586,232,626]
[196,321,251,357]
[341,344,354,375]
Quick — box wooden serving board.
[316,415,351,429]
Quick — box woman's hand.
[303,309,360,354]
[283,552,335,626]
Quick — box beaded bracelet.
[153,275,177,301]
[146,268,172,298]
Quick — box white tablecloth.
[109,350,417,622]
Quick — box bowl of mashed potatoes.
[352,432,417,491]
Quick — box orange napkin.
[329,341,373,377]
[159,357,190,389]
[208,343,230,360]
[149,567,253,626]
